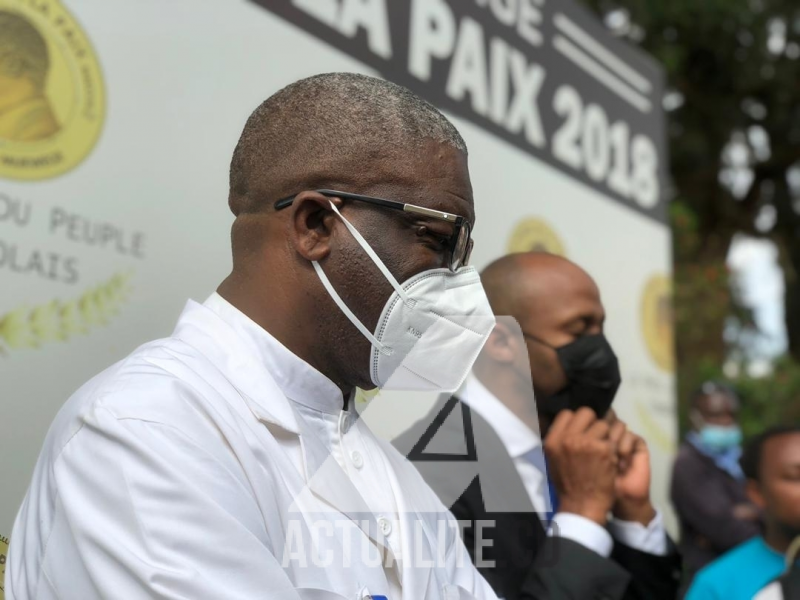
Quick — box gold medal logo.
[641,274,674,372]
[506,218,567,257]
[0,0,105,180]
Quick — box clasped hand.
[544,407,656,526]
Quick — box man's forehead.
[700,392,737,413]
[524,267,603,326]
[367,143,474,222]
[764,433,800,470]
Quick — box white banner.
[0,0,676,546]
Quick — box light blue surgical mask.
[699,424,742,451]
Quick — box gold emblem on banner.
[1,533,8,600]
[506,218,566,256]
[0,272,132,352]
[641,274,675,372]
[0,0,105,180]
[634,398,674,453]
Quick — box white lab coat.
[7,294,496,600]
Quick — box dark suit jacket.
[670,442,761,579]
[767,562,800,600]
[394,395,681,600]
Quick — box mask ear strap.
[327,201,411,306]
[312,261,392,355]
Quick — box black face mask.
[525,333,622,418]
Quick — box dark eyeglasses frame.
[274,189,473,271]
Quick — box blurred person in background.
[686,425,800,600]
[671,381,761,587]
[395,252,681,600]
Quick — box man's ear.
[746,479,766,510]
[482,320,520,364]
[289,191,340,261]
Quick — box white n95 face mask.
[313,201,496,392]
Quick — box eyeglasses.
[274,189,474,271]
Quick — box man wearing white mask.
[7,73,630,599]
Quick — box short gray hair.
[229,72,467,215]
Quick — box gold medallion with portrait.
[506,217,567,257]
[0,0,105,180]
[640,274,675,372]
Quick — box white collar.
[203,292,345,415]
[460,372,541,458]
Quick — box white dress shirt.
[460,374,668,557]
[7,294,497,600]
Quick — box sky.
[727,235,787,364]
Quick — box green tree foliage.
[582,0,800,432]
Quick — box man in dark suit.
[395,252,681,600]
